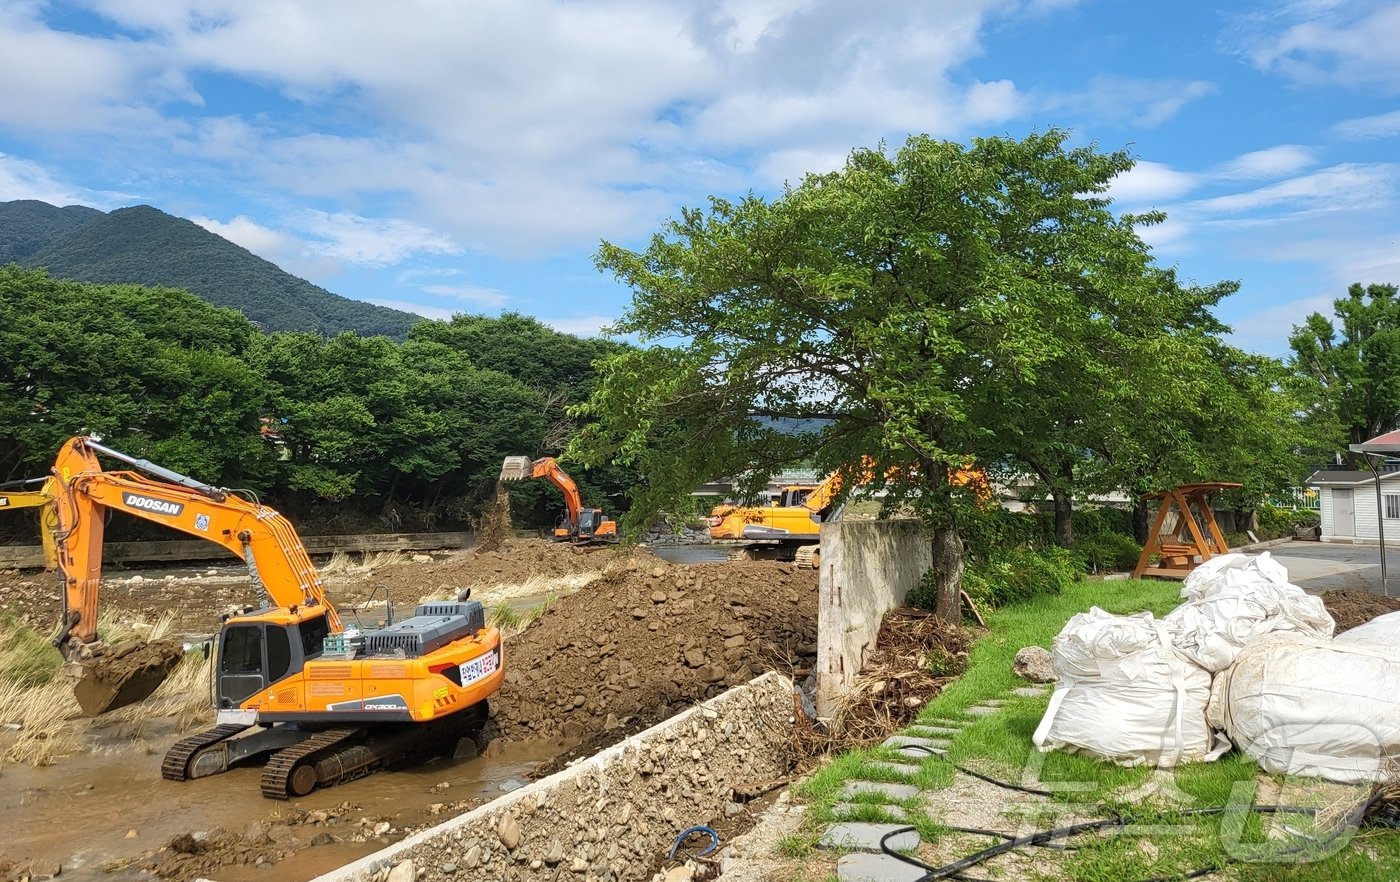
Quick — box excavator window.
[298,614,330,659]
[266,626,292,682]
[578,509,598,535]
[221,625,263,674]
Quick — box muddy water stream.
[2,728,567,881]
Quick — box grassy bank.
[791,577,1400,881]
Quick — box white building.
[1305,469,1400,544]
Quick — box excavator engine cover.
[361,601,485,658]
[499,456,532,482]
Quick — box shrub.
[1077,532,1143,573]
[912,545,1084,612]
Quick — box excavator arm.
[0,477,58,569]
[51,436,340,652]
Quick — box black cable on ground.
[896,742,1055,797]
[878,799,1370,882]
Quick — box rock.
[545,839,565,865]
[441,861,458,874]
[372,821,391,837]
[497,812,521,850]
[661,866,694,881]
[124,829,139,839]
[463,845,481,868]
[723,634,745,649]
[412,554,433,563]
[27,859,62,880]
[631,608,648,619]
[683,646,706,668]
[386,859,415,882]
[310,832,338,846]
[453,737,480,759]
[651,591,668,603]
[1012,646,1056,683]
[129,575,143,584]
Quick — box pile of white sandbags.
[1034,552,1351,772]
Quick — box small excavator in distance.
[0,476,57,568]
[499,456,618,544]
[48,436,504,798]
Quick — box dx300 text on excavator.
[499,455,618,544]
[48,436,504,798]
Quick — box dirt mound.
[374,540,656,605]
[493,557,817,745]
[1322,589,1400,633]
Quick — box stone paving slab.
[883,735,951,751]
[964,704,1001,716]
[1011,686,1049,697]
[832,802,911,821]
[865,761,922,777]
[905,725,960,737]
[820,823,920,852]
[840,780,921,801]
[836,852,928,881]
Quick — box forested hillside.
[0,266,628,536]
[0,200,102,263]
[1,200,420,338]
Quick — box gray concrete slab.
[840,780,921,801]
[882,735,951,753]
[837,852,928,881]
[864,761,922,777]
[905,725,960,737]
[1267,541,1393,596]
[832,802,911,821]
[1011,686,1049,697]
[964,704,1001,716]
[820,823,920,852]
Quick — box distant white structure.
[1306,468,1400,544]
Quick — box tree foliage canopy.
[574,131,1278,615]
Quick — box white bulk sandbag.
[1335,610,1400,645]
[1208,632,1400,783]
[1033,607,1212,767]
[1165,552,1333,672]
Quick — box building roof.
[1306,469,1400,486]
[1351,430,1400,454]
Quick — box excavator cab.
[216,612,331,708]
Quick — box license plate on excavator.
[459,648,499,686]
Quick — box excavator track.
[793,545,820,569]
[260,727,358,800]
[161,723,250,781]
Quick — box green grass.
[0,615,63,687]
[792,576,1400,881]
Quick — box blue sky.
[1,0,1397,356]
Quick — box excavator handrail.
[50,436,341,650]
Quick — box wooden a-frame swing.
[1132,482,1242,580]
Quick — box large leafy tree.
[1289,283,1400,467]
[573,131,1177,622]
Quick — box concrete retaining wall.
[310,672,794,882]
[815,518,931,718]
[0,531,473,569]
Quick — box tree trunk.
[931,523,964,626]
[1132,501,1149,545]
[1052,492,1073,548]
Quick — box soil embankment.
[1321,588,1400,633]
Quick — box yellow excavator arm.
[0,477,58,569]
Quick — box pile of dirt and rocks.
[1322,588,1400,633]
[371,540,649,606]
[493,556,817,746]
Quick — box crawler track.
[161,723,249,781]
[260,727,358,800]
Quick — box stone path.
[820,683,1053,882]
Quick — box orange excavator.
[48,436,504,798]
[499,456,618,544]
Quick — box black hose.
[896,742,1056,797]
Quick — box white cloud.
[1046,76,1217,129]
[1188,163,1400,216]
[421,284,509,308]
[366,298,457,322]
[191,214,295,260]
[288,210,460,267]
[0,154,125,207]
[1108,161,1200,204]
[1242,1,1400,91]
[1225,293,1334,357]
[543,314,617,337]
[1333,108,1400,139]
[1214,145,1317,180]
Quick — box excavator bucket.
[499,456,533,482]
[66,640,185,716]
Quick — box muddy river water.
[3,727,566,881]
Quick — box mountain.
[0,200,103,263]
[1,201,420,338]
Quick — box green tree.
[1289,283,1400,467]
[573,131,1175,622]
